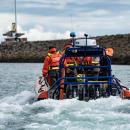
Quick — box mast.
[14,0,17,33]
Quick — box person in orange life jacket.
[42,46,61,86]
[59,43,77,99]
[82,56,93,65]
[81,56,100,79]
[62,43,81,82]
[63,43,81,66]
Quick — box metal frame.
[48,43,113,99]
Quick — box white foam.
[1,91,130,130]
[0,91,34,105]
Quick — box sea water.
[0,63,130,130]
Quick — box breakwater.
[0,34,130,64]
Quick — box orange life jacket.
[83,57,93,65]
[64,57,77,66]
[48,52,61,70]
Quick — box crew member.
[63,43,79,77]
[82,56,93,65]
[60,43,80,99]
[42,46,61,86]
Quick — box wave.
[1,91,130,130]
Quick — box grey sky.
[0,0,130,41]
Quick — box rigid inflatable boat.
[34,33,130,101]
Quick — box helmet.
[48,46,57,53]
[63,43,72,50]
[105,48,113,56]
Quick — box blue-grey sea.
[0,63,130,130]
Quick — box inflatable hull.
[121,88,130,99]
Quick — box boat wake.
[0,91,35,105]
[0,91,130,130]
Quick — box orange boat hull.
[122,89,130,99]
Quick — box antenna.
[70,13,75,33]
[70,14,73,31]
[84,33,88,46]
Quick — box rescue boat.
[34,32,130,101]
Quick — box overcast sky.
[0,0,130,41]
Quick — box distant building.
[2,23,27,43]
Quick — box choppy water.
[0,63,130,130]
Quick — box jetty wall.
[0,34,130,64]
